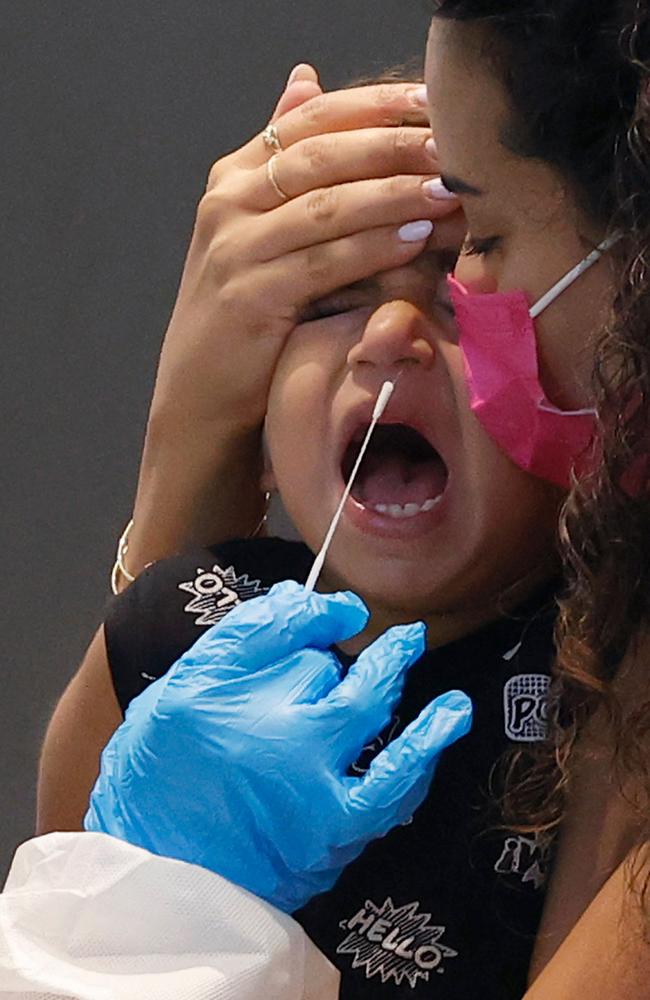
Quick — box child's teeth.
[369,498,441,518]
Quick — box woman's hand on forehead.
[145,68,470,510]
[236,82,433,172]
[150,74,463,432]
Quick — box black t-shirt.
[105,537,558,1000]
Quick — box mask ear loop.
[528,234,620,418]
[529,235,620,320]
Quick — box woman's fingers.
[278,82,430,149]
[270,64,323,122]
[272,78,324,118]
[254,173,459,260]
[180,581,369,674]
[428,205,468,257]
[290,63,320,85]
[255,221,439,313]
[241,127,436,208]
[209,66,323,186]
[265,646,343,706]
[324,623,426,768]
[346,691,473,840]
[237,82,429,169]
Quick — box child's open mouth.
[341,423,449,520]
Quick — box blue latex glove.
[86,581,472,912]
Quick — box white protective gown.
[0,832,339,999]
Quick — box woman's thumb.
[287,63,319,85]
[270,63,323,122]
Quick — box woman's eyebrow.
[439,172,484,196]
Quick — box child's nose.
[347,300,435,373]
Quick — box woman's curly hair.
[431,0,650,848]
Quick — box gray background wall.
[1,0,431,874]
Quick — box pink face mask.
[449,237,615,489]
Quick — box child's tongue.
[354,453,447,506]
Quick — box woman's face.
[425,19,615,411]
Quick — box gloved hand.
[86,581,472,912]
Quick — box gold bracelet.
[111,495,270,595]
[110,519,135,595]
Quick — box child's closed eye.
[300,292,373,322]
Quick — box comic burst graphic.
[337,896,458,988]
[178,564,266,625]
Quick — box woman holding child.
[30,1,650,997]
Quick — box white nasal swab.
[304,380,396,593]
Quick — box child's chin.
[328,560,442,620]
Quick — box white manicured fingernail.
[425,137,438,159]
[423,178,458,200]
[410,85,429,107]
[288,63,315,84]
[398,220,434,243]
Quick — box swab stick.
[304,380,396,593]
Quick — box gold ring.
[267,154,289,202]
[262,123,284,154]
